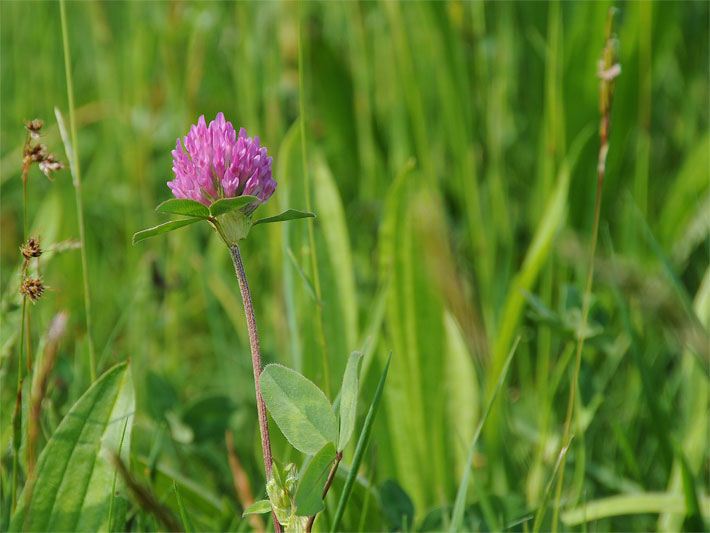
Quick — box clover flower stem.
[60,0,96,382]
[229,244,283,533]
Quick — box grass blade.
[449,337,520,532]
[174,481,194,533]
[562,493,710,526]
[330,354,391,533]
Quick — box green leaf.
[155,198,210,218]
[337,352,363,451]
[11,362,135,531]
[253,209,315,226]
[132,218,201,244]
[294,442,337,516]
[331,354,391,533]
[260,364,338,455]
[380,480,415,530]
[180,394,236,442]
[209,195,260,217]
[242,500,273,517]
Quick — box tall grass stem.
[59,0,96,381]
[297,17,331,397]
[551,10,617,531]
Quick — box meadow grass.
[1,1,708,531]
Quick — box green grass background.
[1,1,708,531]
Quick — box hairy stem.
[59,0,96,381]
[305,451,343,533]
[229,244,282,533]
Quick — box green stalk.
[297,14,331,397]
[22,176,29,239]
[10,299,27,512]
[59,0,96,381]
[551,10,618,531]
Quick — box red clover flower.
[168,113,276,208]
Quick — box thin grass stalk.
[297,16,331,397]
[10,382,22,512]
[551,10,619,532]
[59,0,96,381]
[228,244,282,533]
[22,152,29,238]
[13,134,33,511]
[11,295,28,512]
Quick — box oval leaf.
[295,442,337,517]
[242,500,273,517]
[132,218,201,244]
[260,364,338,455]
[338,352,363,451]
[11,362,135,531]
[155,198,210,218]
[253,209,315,226]
[209,195,260,217]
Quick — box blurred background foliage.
[1,1,708,531]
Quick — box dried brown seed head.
[24,119,44,140]
[20,237,42,260]
[20,277,45,303]
[26,143,47,162]
[38,153,63,178]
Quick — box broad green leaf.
[242,500,273,517]
[337,352,363,451]
[132,218,201,244]
[260,364,338,454]
[155,198,210,218]
[11,362,135,532]
[295,442,337,516]
[253,209,315,226]
[331,355,391,533]
[209,195,259,217]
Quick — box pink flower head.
[168,113,276,207]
